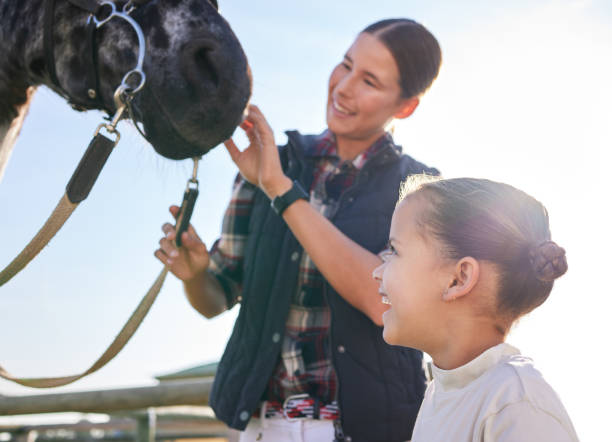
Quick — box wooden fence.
[0,379,237,441]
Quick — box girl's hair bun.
[528,240,568,282]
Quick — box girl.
[156,19,441,442]
[373,176,579,441]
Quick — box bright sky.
[1,1,611,440]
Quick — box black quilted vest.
[210,131,439,441]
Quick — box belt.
[255,394,340,421]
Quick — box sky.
[1,0,611,440]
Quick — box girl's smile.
[373,197,454,349]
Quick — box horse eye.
[208,0,219,10]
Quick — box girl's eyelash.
[385,243,397,254]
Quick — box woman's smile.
[325,32,408,146]
[331,98,356,117]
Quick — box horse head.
[0,0,252,160]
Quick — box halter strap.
[43,0,62,92]
[44,0,106,110]
[44,1,149,113]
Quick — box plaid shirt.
[208,130,395,405]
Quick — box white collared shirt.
[411,343,579,442]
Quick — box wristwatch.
[271,180,309,216]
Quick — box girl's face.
[373,198,452,349]
[326,32,409,141]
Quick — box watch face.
[272,196,285,214]
[271,181,308,215]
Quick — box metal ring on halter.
[185,178,199,192]
[185,158,200,192]
[88,1,147,80]
[122,0,136,15]
[94,123,122,145]
[89,1,117,27]
[85,1,149,139]
[121,69,147,95]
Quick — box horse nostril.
[194,47,219,88]
[180,39,221,93]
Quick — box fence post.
[135,408,156,442]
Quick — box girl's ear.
[394,97,420,119]
[442,257,480,302]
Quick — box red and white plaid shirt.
[208,130,395,406]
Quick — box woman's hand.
[154,205,210,281]
[224,105,292,199]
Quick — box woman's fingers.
[223,138,241,162]
[161,222,176,241]
[159,236,179,258]
[246,105,275,149]
[155,206,210,280]
[166,206,199,241]
[180,230,208,255]
[186,222,200,240]
[154,249,169,265]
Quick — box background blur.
[1,0,610,440]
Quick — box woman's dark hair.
[362,19,442,98]
[400,176,568,320]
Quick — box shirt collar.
[306,130,401,170]
[431,343,521,391]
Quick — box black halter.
[44,0,105,111]
[43,0,153,113]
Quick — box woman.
[373,176,578,441]
[156,19,441,442]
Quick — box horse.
[0,0,253,388]
[0,0,252,182]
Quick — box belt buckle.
[282,393,310,421]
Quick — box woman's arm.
[282,198,387,325]
[224,105,388,325]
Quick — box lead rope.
[0,93,127,287]
[0,0,148,287]
[0,0,201,388]
[0,158,200,388]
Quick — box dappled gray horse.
[0,0,252,180]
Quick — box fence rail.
[0,379,213,415]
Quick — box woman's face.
[326,32,409,141]
[373,198,452,349]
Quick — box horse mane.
[0,86,36,183]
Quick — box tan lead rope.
[0,267,168,388]
[0,155,199,388]
[0,194,77,286]
[0,51,178,386]
[0,123,119,287]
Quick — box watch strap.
[271,180,309,216]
